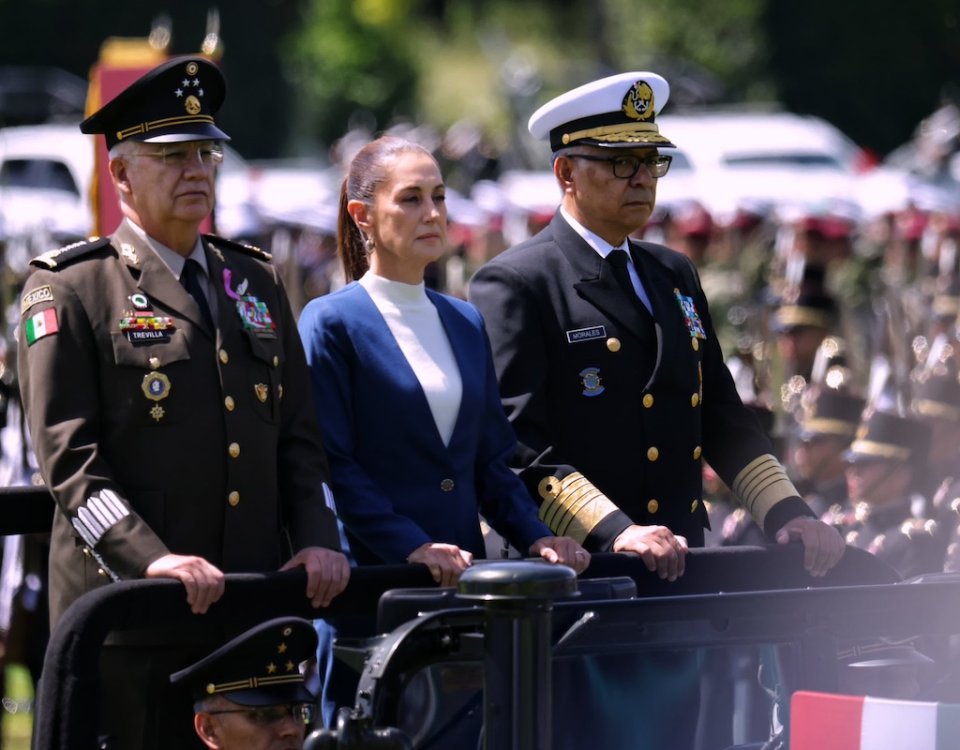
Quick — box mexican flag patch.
[24,308,59,345]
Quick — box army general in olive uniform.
[17,56,348,750]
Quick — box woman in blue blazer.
[299,136,589,727]
[298,135,589,586]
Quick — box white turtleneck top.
[359,272,462,446]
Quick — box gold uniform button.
[642,393,654,408]
[647,499,659,514]
[219,349,229,364]
[224,396,235,411]
[97,568,107,578]
[82,547,91,558]
[272,355,280,367]
[693,446,702,460]
[647,447,659,462]
[440,478,455,492]
[691,393,700,407]
[228,491,240,507]
[228,442,240,458]
[692,338,699,352]
[606,337,621,352]
[691,499,700,513]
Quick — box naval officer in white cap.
[469,71,844,577]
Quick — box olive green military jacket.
[18,220,341,625]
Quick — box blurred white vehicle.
[0,123,95,274]
[655,109,874,222]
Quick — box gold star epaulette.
[29,237,110,270]
[203,234,273,262]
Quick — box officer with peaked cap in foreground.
[171,617,319,750]
[17,56,348,749]
[468,71,844,574]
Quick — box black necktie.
[606,249,637,299]
[180,258,214,330]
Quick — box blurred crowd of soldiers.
[667,194,960,587]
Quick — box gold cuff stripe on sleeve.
[732,454,799,527]
[537,472,619,545]
[540,475,593,529]
[547,483,594,532]
[848,440,911,461]
[555,488,606,538]
[801,418,857,436]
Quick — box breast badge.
[674,289,707,341]
[223,269,276,338]
[579,367,605,397]
[142,371,171,422]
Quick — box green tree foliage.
[604,0,771,99]
[284,0,418,149]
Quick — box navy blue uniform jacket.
[298,281,551,565]
[469,213,812,550]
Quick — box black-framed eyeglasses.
[566,153,672,179]
[130,142,225,168]
[205,702,316,726]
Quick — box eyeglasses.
[205,702,316,726]
[566,153,672,179]
[130,143,225,168]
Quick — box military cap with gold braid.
[844,409,931,466]
[81,55,229,150]
[528,72,676,152]
[774,287,838,332]
[912,357,960,422]
[797,387,866,442]
[169,617,317,706]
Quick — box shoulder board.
[29,237,111,270]
[203,234,273,262]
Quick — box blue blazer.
[298,282,551,565]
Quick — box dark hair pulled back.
[338,136,435,282]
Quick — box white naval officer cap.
[528,72,676,153]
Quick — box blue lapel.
[352,284,473,458]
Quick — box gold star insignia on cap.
[277,642,287,654]
[266,662,277,674]
[285,661,295,672]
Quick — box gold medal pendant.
[142,372,172,422]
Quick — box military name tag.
[566,325,606,344]
[126,329,171,343]
[119,312,175,344]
